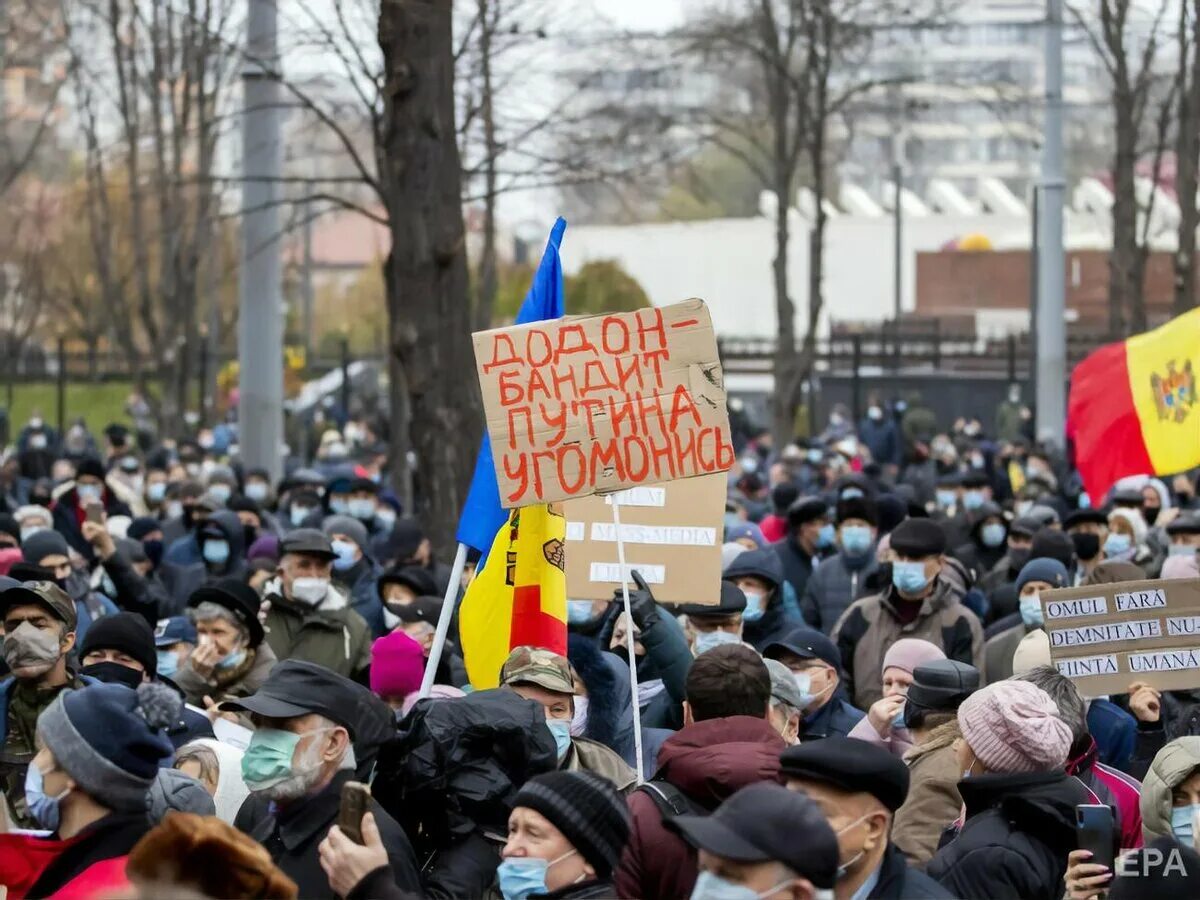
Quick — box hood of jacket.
[656,715,785,809]
[1142,737,1200,840]
[904,718,961,767]
[959,770,1086,853]
[188,737,250,824]
[201,510,247,570]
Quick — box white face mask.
[570,695,589,737]
[290,576,329,607]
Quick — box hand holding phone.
[1075,804,1116,871]
[338,781,371,845]
[85,502,105,525]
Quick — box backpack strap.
[637,779,705,820]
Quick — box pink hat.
[882,638,946,676]
[958,681,1072,773]
[1162,554,1200,580]
[369,631,425,699]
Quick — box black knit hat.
[511,771,631,878]
[889,518,947,557]
[79,611,158,677]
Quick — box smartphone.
[85,503,104,525]
[1076,804,1116,871]
[338,780,371,844]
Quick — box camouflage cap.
[0,581,77,633]
[500,645,575,695]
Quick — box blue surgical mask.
[245,482,269,502]
[690,870,788,900]
[147,482,167,504]
[208,484,232,504]
[290,506,312,527]
[817,523,835,549]
[348,498,376,521]
[76,483,102,503]
[202,539,230,565]
[694,629,741,656]
[891,708,907,730]
[156,649,179,678]
[840,525,872,555]
[331,539,358,571]
[496,850,577,900]
[1170,544,1195,558]
[963,490,985,511]
[567,600,594,625]
[806,448,824,464]
[215,648,246,671]
[892,560,930,595]
[742,590,765,622]
[546,718,572,760]
[1172,804,1199,842]
[25,760,69,831]
[375,507,397,530]
[980,522,1006,548]
[841,487,864,500]
[1019,593,1044,628]
[329,497,350,516]
[1104,533,1132,558]
[99,572,117,599]
[936,490,956,509]
[1078,492,1092,509]
[723,512,741,531]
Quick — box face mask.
[81,660,143,689]
[208,484,232,505]
[76,483,102,503]
[496,850,578,900]
[723,512,741,532]
[329,498,350,516]
[892,560,930,595]
[331,539,358,571]
[348,498,376,521]
[1008,547,1031,571]
[980,522,1006,548]
[1170,544,1195,558]
[203,539,230,565]
[143,538,164,569]
[841,487,865,500]
[20,525,45,542]
[147,482,167,504]
[290,576,330,607]
[694,629,741,656]
[1078,492,1092,509]
[867,406,883,421]
[242,727,304,789]
[1070,532,1100,561]
[962,490,985,511]
[1014,500,1033,517]
[1019,593,1044,628]
[570,695,589,737]
[215,648,247,671]
[245,482,269,502]
[806,448,824,464]
[841,525,872,555]
[166,501,184,521]
[29,433,47,450]
[99,572,117,599]
[290,506,312,527]
[891,708,907,730]
[690,870,793,900]
[936,490,956,509]
[546,718,572,760]
[382,607,401,631]
[1145,507,1161,526]
[792,670,832,709]
[835,815,870,880]
[3,621,62,675]
[25,760,70,831]
[567,600,594,625]
[156,649,179,678]
[741,590,765,622]
[1171,804,1199,842]
[817,523,835,549]
[1104,533,1132,558]
[375,506,397,530]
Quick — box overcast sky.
[602,0,687,31]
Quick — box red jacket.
[615,715,785,900]
[1067,736,1144,851]
[0,813,142,899]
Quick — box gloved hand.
[613,570,659,631]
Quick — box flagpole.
[611,498,645,784]
[419,541,468,699]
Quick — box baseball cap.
[764,658,805,710]
[671,782,839,890]
[763,626,842,672]
[154,616,198,648]
[219,660,362,736]
[0,581,77,633]
[500,646,575,695]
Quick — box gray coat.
[801,551,879,634]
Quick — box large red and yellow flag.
[458,504,567,688]
[1068,308,1200,500]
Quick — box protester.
[146,766,216,821]
[764,658,803,745]
[801,497,880,634]
[983,557,1068,683]
[20,529,117,642]
[153,614,196,679]
[780,737,952,898]
[175,578,277,708]
[764,626,865,741]
[174,737,250,823]
[847,637,945,756]
[721,547,796,650]
[1065,508,1109,584]
[832,518,983,709]
[219,659,422,898]
[680,581,748,657]
[324,514,385,636]
[1139,736,1200,843]
[617,644,784,898]
[772,497,829,602]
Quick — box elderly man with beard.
[219,660,420,898]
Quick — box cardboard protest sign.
[472,299,734,508]
[1041,577,1200,695]
[564,472,726,606]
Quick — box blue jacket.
[337,558,385,637]
[859,417,903,466]
[1087,698,1136,773]
[801,550,879,634]
[799,691,865,742]
[73,591,119,645]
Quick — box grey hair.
[174,742,220,784]
[312,714,356,771]
[189,602,250,642]
[1012,665,1088,744]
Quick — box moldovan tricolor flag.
[458,505,568,688]
[1068,308,1200,500]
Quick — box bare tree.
[1175,0,1200,315]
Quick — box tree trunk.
[770,171,798,449]
[378,0,481,557]
[1109,90,1138,334]
[1177,2,1200,315]
[472,0,499,333]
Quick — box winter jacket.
[1066,736,1143,850]
[566,635,638,765]
[1088,698,1137,773]
[4,811,149,900]
[173,641,278,711]
[893,720,963,864]
[983,621,1032,683]
[801,550,879,634]
[563,737,637,793]
[769,537,817,609]
[865,843,953,899]
[832,579,984,710]
[262,579,372,679]
[799,692,865,742]
[726,549,800,652]
[926,771,1089,900]
[99,547,173,625]
[599,600,691,733]
[615,716,785,900]
[1140,736,1200,842]
[335,556,385,637]
[859,416,902,467]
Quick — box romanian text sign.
[1042,578,1200,695]
[564,472,726,605]
[473,299,734,507]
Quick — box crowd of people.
[0,396,1199,899]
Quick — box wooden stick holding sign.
[611,495,645,785]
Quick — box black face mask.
[1071,532,1101,561]
[81,661,144,689]
[1144,507,1160,526]
[142,539,164,569]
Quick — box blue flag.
[456,217,567,557]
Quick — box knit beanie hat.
[38,681,176,811]
[957,680,1072,774]
[78,611,158,676]
[322,515,369,553]
[1011,629,1052,676]
[511,771,631,878]
[1015,557,1069,594]
[881,638,945,676]
[21,529,70,564]
[369,630,425,698]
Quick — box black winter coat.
[869,843,952,899]
[926,771,1088,900]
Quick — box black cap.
[1030,529,1075,569]
[219,659,361,736]
[764,626,841,671]
[889,518,947,558]
[779,736,910,812]
[1168,514,1200,536]
[680,581,746,619]
[875,494,908,535]
[188,578,265,648]
[671,782,839,890]
[279,528,336,561]
[78,612,157,677]
[0,580,77,632]
[378,565,438,600]
[1112,487,1145,506]
[836,496,877,526]
[1008,515,1043,538]
[385,594,442,625]
[721,548,783,589]
[903,659,980,726]
[1064,509,1108,530]
[786,497,828,529]
[348,477,380,495]
[936,473,961,488]
[960,471,990,489]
